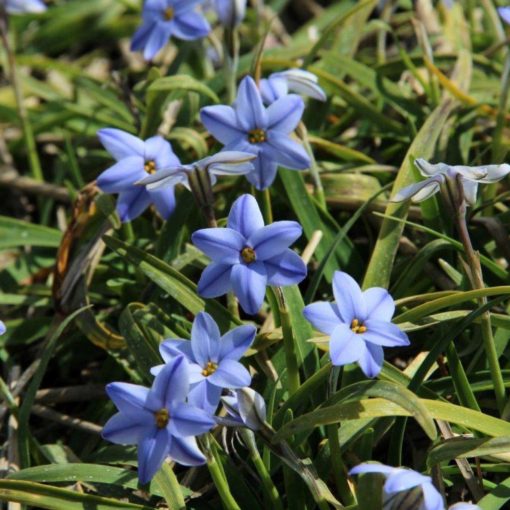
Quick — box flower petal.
[208,359,252,388]
[97,157,145,193]
[0,321,5,335]
[303,301,340,335]
[332,271,366,323]
[263,135,310,170]
[329,324,364,366]
[97,128,145,160]
[260,76,288,104]
[461,179,478,206]
[264,249,307,286]
[391,176,443,203]
[349,463,396,476]
[414,158,449,177]
[357,342,384,378]
[172,11,211,40]
[231,262,267,315]
[200,105,245,145]
[249,221,302,260]
[267,94,304,133]
[102,413,152,445]
[131,21,156,52]
[192,228,244,263]
[170,402,215,437]
[235,76,268,132]
[363,287,395,321]
[422,481,445,510]
[160,339,194,363]
[144,21,172,60]
[219,325,256,361]
[191,312,222,366]
[149,187,176,219]
[227,194,265,238]
[245,151,278,190]
[499,6,510,25]
[384,470,431,493]
[168,436,207,466]
[146,356,190,410]
[116,188,152,222]
[363,320,409,347]
[197,263,233,298]
[105,383,150,417]
[144,136,180,170]
[137,428,170,484]
[188,380,222,414]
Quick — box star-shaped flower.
[350,463,444,510]
[102,356,214,484]
[259,69,326,104]
[97,128,180,222]
[152,312,256,413]
[192,194,307,314]
[392,158,510,206]
[303,271,409,378]
[131,0,210,61]
[200,76,310,190]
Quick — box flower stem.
[189,168,217,227]
[0,10,43,183]
[239,429,284,510]
[275,287,300,395]
[224,27,240,104]
[254,187,273,224]
[154,463,186,510]
[453,179,506,413]
[203,435,241,510]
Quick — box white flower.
[260,69,327,104]
[391,158,510,205]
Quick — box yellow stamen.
[241,246,257,264]
[154,408,170,428]
[351,319,367,334]
[163,7,174,20]
[144,160,156,174]
[247,128,267,144]
[201,361,218,377]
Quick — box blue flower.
[135,151,256,190]
[5,0,46,14]
[97,128,180,222]
[349,463,444,510]
[0,321,5,335]
[131,0,210,61]
[214,0,246,27]
[152,312,256,414]
[102,356,214,484]
[218,387,267,430]
[200,76,310,190]
[303,271,409,378]
[499,7,510,25]
[192,194,307,314]
[260,69,326,104]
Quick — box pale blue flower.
[192,194,307,314]
[200,76,310,190]
[350,463,444,510]
[131,0,210,61]
[103,356,214,484]
[499,7,510,25]
[303,271,409,378]
[97,128,180,222]
[260,69,326,104]
[152,312,256,414]
[0,321,5,335]
[5,0,46,14]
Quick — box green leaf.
[0,215,61,249]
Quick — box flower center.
[154,408,170,429]
[247,128,267,144]
[202,361,218,377]
[351,319,367,334]
[144,160,156,174]
[241,246,257,264]
[163,7,174,20]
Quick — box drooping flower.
[349,463,444,510]
[135,151,256,191]
[152,312,256,413]
[0,321,5,335]
[102,356,214,484]
[5,0,46,14]
[97,128,181,222]
[391,158,510,206]
[200,76,310,190]
[259,69,327,105]
[303,271,409,378]
[214,0,247,27]
[192,194,307,314]
[218,387,267,430]
[499,7,510,25]
[131,0,210,61]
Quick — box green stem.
[204,436,241,510]
[255,187,273,224]
[0,12,43,182]
[326,425,355,506]
[189,169,217,227]
[276,288,300,395]
[224,27,240,104]
[240,429,284,510]
[154,463,186,510]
